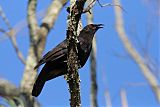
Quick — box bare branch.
[97,0,126,12]
[0,28,6,33]
[113,0,160,102]
[41,0,68,31]
[0,29,26,64]
[65,0,87,106]
[105,90,112,107]
[8,30,26,64]
[0,6,26,64]
[83,0,96,14]
[120,88,128,107]
[1,0,67,106]
[0,79,20,97]
[86,1,98,106]
[0,9,46,42]
[21,0,68,94]
[0,6,12,29]
[0,79,40,107]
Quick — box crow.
[32,24,103,97]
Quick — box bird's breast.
[78,44,92,68]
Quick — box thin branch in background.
[0,29,26,64]
[0,28,6,33]
[8,30,26,64]
[0,79,20,97]
[101,67,112,107]
[112,0,160,102]
[144,55,160,78]
[0,6,12,29]
[126,82,147,87]
[123,22,159,78]
[0,6,26,64]
[0,79,40,107]
[127,24,159,77]
[0,79,22,107]
[86,0,98,106]
[0,9,46,42]
[105,90,112,107]
[83,0,96,14]
[144,21,152,54]
[97,0,126,12]
[129,23,146,56]
[142,0,160,16]
[120,88,128,107]
[111,49,131,60]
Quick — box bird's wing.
[34,40,67,69]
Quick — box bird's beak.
[96,24,104,29]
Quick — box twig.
[0,9,46,42]
[0,6,26,64]
[97,0,126,12]
[0,6,12,29]
[0,29,26,64]
[111,49,131,60]
[120,88,128,107]
[83,0,96,14]
[8,30,26,64]
[105,90,112,107]
[0,28,6,33]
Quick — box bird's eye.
[93,26,96,29]
[89,24,93,28]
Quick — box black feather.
[32,24,103,97]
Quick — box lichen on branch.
[66,0,87,107]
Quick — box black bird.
[32,24,103,97]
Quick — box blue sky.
[0,0,159,107]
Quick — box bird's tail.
[32,70,46,97]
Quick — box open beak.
[96,24,104,29]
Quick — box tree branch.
[0,6,26,64]
[86,1,98,106]
[105,90,112,107]
[21,0,39,94]
[113,0,160,102]
[8,30,26,64]
[1,0,67,106]
[21,0,67,94]
[66,0,87,106]
[83,0,96,14]
[41,0,68,31]
[0,79,20,97]
[120,88,128,107]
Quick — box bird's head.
[79,24,104,43]
[83,24,104,34]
